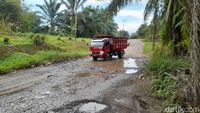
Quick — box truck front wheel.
[105,54,111,61]
[93,57,98,61]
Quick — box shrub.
[3,37,9,44]
[32,35,46,46]
[28,33,35,39]
[145,52,190,106]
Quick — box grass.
[0,34,90,74]
[143,40,154,57]
[145,52,191,106]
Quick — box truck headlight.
[100,51,104,54]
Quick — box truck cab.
[90,38,111,61]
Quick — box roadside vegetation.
[143,40,153,57]
[108,0,200,110]
[0,33,90,74]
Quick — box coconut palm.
[36,0,61,31]
[61,0,87,38]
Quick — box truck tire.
[105,54,111,61]
[93,57,98,61]
[118,52,122,59]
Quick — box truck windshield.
[91,41,104,47]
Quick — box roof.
[92,38,110,42]
[95,35,128,39]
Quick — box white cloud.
[118,10,144,19]
[118,21,143,33]
[84,0,111,6]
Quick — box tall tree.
[78,6,118,37]
[188,0,200,107]
[61,0,87,38]
[144,0,160,50]
[36,0,61,32]
[0,0,21,23]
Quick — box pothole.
[50,100,108,113]
[123,58,139,74]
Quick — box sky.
[24,0,150,34]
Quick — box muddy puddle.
[123,58,139,74]
[83,57,139,79]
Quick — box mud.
[0,39,163,113]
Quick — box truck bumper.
[89,54,104,58]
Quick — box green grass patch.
[0,50,89,74]
[0,34,90,74]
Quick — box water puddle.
[79,102,107,113]
[123,58,138,74]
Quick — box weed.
[32,35,46,46]
[3,37,9,44]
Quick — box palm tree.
[61,0,87,38]
[109,0,159,50]
[185,0,200,107]
[144,0,160,50]
[36,0,61,31]
[77,6,118,37]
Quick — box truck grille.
[92,52,100,54]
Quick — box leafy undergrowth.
[143,41,153,56]
[0,33,90,74]
[145,52,190,107]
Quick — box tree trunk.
[74,12,78,40]
[152,16,157,50]
[70,12,77,39]
[190,0,200,107]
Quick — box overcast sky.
[24,0,149,34]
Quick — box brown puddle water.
[76,57,139,79]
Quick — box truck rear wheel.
[93,57,98,61]
[118,53,122,59]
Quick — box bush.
[32,35,46,46]
[3,37,9,44]
[145,53,190,106]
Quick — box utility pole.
[123,20,125,36]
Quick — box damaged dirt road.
[0,39,163,113]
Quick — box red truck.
[89,35,128,61]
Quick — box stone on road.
[78,102,107,113]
